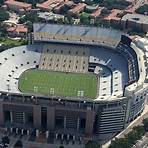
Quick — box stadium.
[0,23,147,144]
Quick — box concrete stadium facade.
[0,24,147,144]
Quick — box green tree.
[85,140,100,148]
[18,11,38,24]
[25,12,38,23]
[93,0,102,3]
[18,17,26,24]
[0,0,4,5]
[0,8,10,22]
[143,118,148,131]
[2,136,10,146]
[0,23,7,37]
[100,0,131,10]
[109,138,129,148]
[18,11,39,32]
[26,21,33,32]
[125,130,139,145]
[80,12,90,25]
[64,15,74,25]
[133,125,145,138]
[136,4,148,15]
[14,140,23,148]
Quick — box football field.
[18,69,97,99]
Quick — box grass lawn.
[0,37,27,48]
[18,69,97,99]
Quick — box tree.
[85,140,100,148]
[80,12,90,25]
[136,4,148,15]
[18,11,39,32]
[18,17,26,24]
[73,0,80,4]
[14,140,23,148]
[64,15,74,25]
[109,138,129,148]
[0,0,4,6]
[93,0,103,3]
[0,23,7,37]
[0,8,10,22]
[25,12,38,23]
[60,5,69,15]
[2,136,10,146]
[18,11,38,24]
[126,130,139,145]
[26,21,33,32]
[99,0,131,10]
[133,125,145,138]
[143,118,148,131]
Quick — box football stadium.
[0,23,147,144]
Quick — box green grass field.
[18,69,97,99]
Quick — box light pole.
[50,88,54,105]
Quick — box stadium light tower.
[50,88,54,104]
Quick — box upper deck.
[33,23,125,47]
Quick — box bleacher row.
[89,47,129,100]
[0,42,139,100]
[39,44,89,73]
[34,23,123,47]
[0,45,42,93]
[94,66,112,99]
[116,43,139,83]
[34,32,119,47]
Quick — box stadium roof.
[33,23,124,47]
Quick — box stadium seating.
[39,44,89,73]
[89,46,128,100]
[0,45,42,93]
[116,43,139,83]
[34,23,123,47]
[0,40,140,100]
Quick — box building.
[85,5,98,13]
[36,0,65,12]
[90,7,105,18]
[54,1,74,14]
[7,24,28,38]
[0,24,147,145]
[68,3,86,16]
[38,12,64,22]
[121,13,148,32]
[4,0,32,13]
[104,9,121,22]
